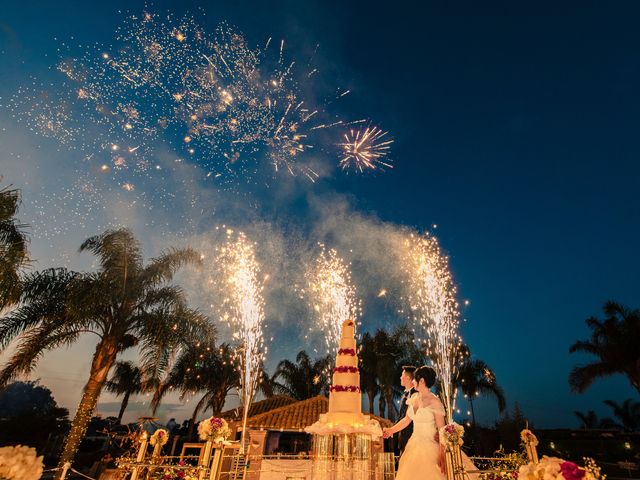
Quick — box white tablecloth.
[258,458,312,480]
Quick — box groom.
[395,365,417,456]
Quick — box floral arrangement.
[160,461,199,480]
[439,422,465,446]
[520,429,539,447]
[333,366,359,373]
[329,385,361,392]
[337,348,356,356]
[518,456,605,480]
[198,416,232,442]
[150,429,169,447]
[477,448,528,480]
[0,445,44,480]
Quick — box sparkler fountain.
[403,232,462,423]
[305,245,361,354]
[215,229,266,452]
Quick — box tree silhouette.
[0,228,212,477]
[271,350,332,400]
[0,187,29,310]
[569,301,640,394]
[105,361,144,424]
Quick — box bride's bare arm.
[382,415,412,438]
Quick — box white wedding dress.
[396,395,446,480]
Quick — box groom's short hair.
[402,365,417,378]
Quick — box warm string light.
[56,380,103,477]
[214,230,266,452]
[403,232,461,423]
[303,244,361,355]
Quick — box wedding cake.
[305,319,382,436]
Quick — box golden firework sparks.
[403,232,461,423]
[305,244,361,353]
[338,125,393,172]
[214,230,266,452]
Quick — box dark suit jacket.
[396,388,416,453]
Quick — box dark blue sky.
[1,0,638,427]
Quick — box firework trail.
[403,232,462,423]
[304,244,361,354]
[214,229,266,450]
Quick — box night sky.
[1,0,638,428]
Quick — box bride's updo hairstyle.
[414,366,436,388]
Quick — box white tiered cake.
[305,320,382,436]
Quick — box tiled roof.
[244,395,393,432]
[220,395,298,421]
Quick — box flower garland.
[333,366,359,373]
[160,461,199,480]
[198,416,232,442]
[518,456,604,480]
[0,446,44,480]
[329,385,361,392]
[520,429,539,447]
[439,422,465,446]
[150,429,169,447]
[337,348,356,356]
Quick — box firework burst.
[304,244,361,354]
[214,229,266,451]
[339,125,393,172]
[403,232,462,422]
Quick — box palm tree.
[569,301,640,394]
[603,399,640,432]
[455,346,506,425]
[272,350,332,400]
[0,228,212,477]
[373,329,403,421]
[151,342,240,439]
[0,187,29,309]
[105,361,144,424]
[574,410,600,429]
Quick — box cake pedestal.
[311,433,374,480]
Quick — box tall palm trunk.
[117,391,131,424]
[366,389,375,415]
[629,371,640,394]
[56,337,118,479]
[385,388,397,422]
[469,398,476,425]
[378,393,386,419]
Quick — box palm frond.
[0,323,82,386]
[569,362,616,393]
[142,248,202,287]
[79,229,143,281]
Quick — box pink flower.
[177,471,186,478]
[560,462,585,480]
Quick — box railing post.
[199,438,214,480]
[521,429,539,464]
[130,431,148,480]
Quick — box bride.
[383,366,446,480]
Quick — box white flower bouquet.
[520,429,539,447]
[0,445,44,480]
[198,416,232,442]
[150,428,169,446]
[439,422,465,446]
